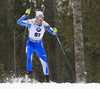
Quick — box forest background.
[0,0,100,83]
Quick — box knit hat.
[35,11,44,19]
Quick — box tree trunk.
[73,0,86,83]
[47,45,52,80]
[55,42,61,83]
[53,0,61,83]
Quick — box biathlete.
[17,9,58,83]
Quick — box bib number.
[34,32,41,37]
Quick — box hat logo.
[39,15,43,17]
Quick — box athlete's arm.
[17,15,31,28]
[43,21,56,35]
[44,26,56,35]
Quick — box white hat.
[35,11,44,19]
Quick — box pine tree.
[82,0,100,82]
[56,0,75,82]
[0,0,14,81]
[0,62,6,82]
[43,0,57,82]
[53,0,61,83]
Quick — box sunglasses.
[36,16,44,19]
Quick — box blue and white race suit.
[17,15,55,75]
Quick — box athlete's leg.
[35,42,49,75]
[26,45,34,72]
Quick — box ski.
[21,74,39,83]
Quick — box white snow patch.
[0,82,100,89]
[0,78,100,89]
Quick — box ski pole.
[19,16,29,77]
[56,34,76,79]
[19,7,32,76]
[42,5,45,13]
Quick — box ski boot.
[45,75,49,82]
[26,71,33,83]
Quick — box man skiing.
[17,9,58,83]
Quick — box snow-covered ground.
[0,82,100,89]
[0,78,100,89]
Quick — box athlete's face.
[36,18,43,25]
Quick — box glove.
[52,28,58,33]
[25,9,31,15]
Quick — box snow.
[0,78,99,89]
[0,79,100,89]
